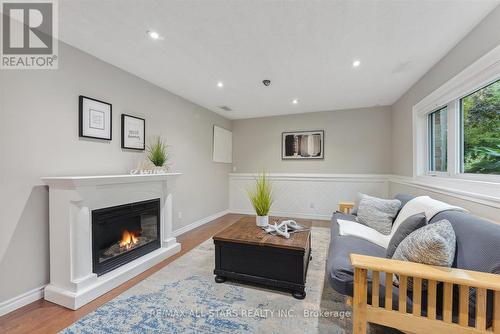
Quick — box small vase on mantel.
[256,215,269,227]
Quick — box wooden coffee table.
[213,216,312,299]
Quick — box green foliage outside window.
[461,79,500,174]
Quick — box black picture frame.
[121,114,146,150]
[281,130,324,160]
[78,95,112,140]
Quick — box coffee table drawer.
[215,242,307,284]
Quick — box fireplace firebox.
[92,198,161,276]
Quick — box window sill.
[452,173,500,183]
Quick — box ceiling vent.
[218,105,232,111]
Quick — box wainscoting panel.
[229,173,390,220]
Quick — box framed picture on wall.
[79,95,112,140]
[282,130,324,160]
[121,114,145,150]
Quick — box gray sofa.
[326,194,500,325]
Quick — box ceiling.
[59,0,499,119]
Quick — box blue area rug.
[61,227,358,334]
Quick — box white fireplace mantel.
[42,173,182,310]
[42,172,182,187]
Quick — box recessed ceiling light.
[217,81,224,88]
[352,60,361,68]
[147,30,161,40]
[292,99,299,105]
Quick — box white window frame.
[426,106,449,176]
[413,44,500,184]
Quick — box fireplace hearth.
[92,199,161,276]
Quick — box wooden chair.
[350,254,500,334]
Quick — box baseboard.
[172,209,230,237]
[229,209,332,221]
[0,285,46,316]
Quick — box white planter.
[256,215,269,227]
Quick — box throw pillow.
[386,213,427,258]
[393,193,414,220]
[392,219,456,290]
[356,194,401,235]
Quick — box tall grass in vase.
[147,136,169,172]
[247,172,273,227]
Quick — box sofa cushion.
[328,212,411,311]
[327,212,387,296]
[386,213,427,258]
[357,194,401,235]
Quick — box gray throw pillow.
[356,194,401,235]
[392,220,456,290]
[394,193,414,219]
[386,213,427,258]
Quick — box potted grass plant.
[146,136,169,173]
[247,172,273,227]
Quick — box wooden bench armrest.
[339,202,355,214]
[350,254,500,333]
[350,253,500,290]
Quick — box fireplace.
[92,198,161,276]
[43,174,181,310]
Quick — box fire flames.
[119,230,139,250]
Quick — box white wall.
[391,5,500,176]
[232,106,392,174]
[0,42,231,304]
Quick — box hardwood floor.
[0,214,330,334]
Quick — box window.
[460,79,500,175]
[428,107,447,172]
[413,45,500,191]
